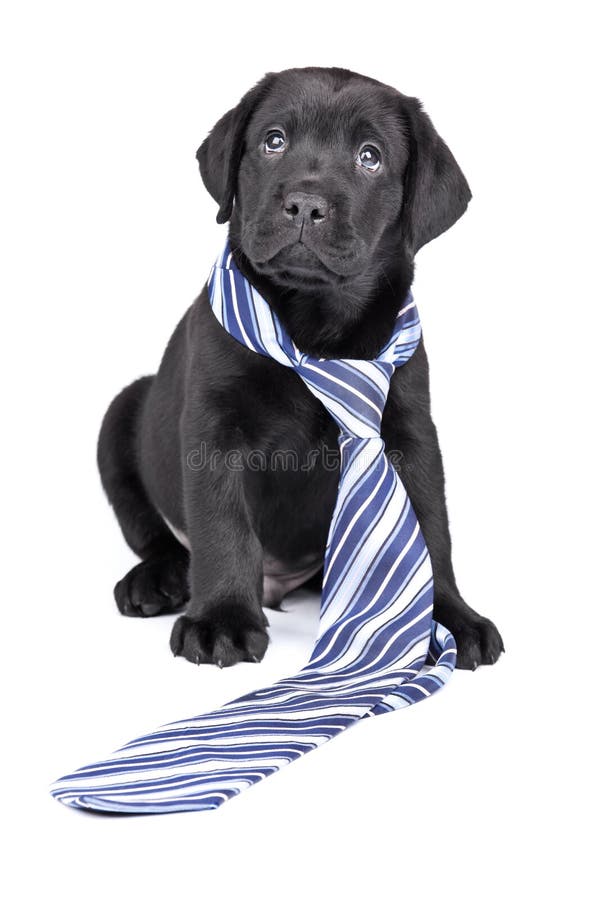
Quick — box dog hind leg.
[97,376,189,616]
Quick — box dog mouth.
[275,241,339,275]
[247,233,366,279]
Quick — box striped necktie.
[50,243,456,814]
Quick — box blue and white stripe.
[50,243,456,814]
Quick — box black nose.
[284,191,330,223]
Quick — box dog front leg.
[384,342,504,669]
[170,453,268,667]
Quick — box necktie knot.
[294,356,391,439]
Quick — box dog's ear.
[400,97,472,254]
[197,74,275,224]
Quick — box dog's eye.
[264,130,287,154]
[357,145,381,172]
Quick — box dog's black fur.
[98,67,503,670]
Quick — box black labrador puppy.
[98,67,503,670]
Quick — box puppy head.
[198,68,471,284]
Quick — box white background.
[1,1,598,897]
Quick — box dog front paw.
[435,599,504,670]
[452,615,504,670]
[170,601,269,667]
